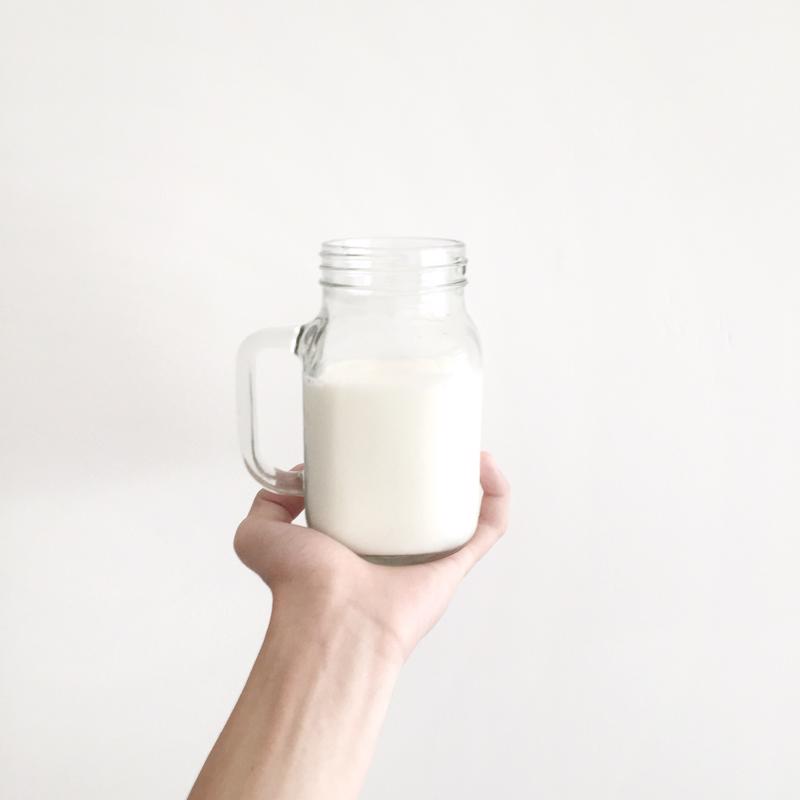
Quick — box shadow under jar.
[238,238,483,565]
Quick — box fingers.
[447,452,510,576]
[236,465,306,579]
[248,490,305,523]
[247,464,305,523]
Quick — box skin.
[189,452,510,800]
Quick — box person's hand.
[190,453,509,799]
[234,451,510,663]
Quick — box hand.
[190,453,509,799]
[234,451,510,662]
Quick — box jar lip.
[320,237,466,270]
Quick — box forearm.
[189,594,402,800]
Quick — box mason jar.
[237,238,482,564]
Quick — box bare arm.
[189,453,510,800]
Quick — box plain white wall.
[2,1,799,797]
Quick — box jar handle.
[236,326,305,495]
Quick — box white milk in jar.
[303,354,482,557]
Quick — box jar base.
[360,547,461,566]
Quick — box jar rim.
[320,237,466,270]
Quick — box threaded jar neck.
[319,237,467,292]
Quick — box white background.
[2,1,799,798]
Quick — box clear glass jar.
[237,238,482,564]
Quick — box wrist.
[267,587,405,675]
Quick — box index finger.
[247,464,306,523]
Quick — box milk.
[303,355,482,558]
